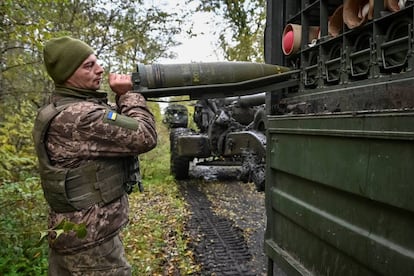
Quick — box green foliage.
[139,113,170,179]
[0,177,49,275]
[194,0,266,61]
[0,97,48,274]
[39,219,88,243]
[0,100,38,180]
[1,0,185,106]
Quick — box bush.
[0,177,49,275]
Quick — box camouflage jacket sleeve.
[47,92,157,167]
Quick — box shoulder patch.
[107,111,117,121]
[103,110,139,131]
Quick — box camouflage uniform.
[40,86,157,275]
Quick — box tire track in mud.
[180,180,261,276]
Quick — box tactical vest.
[32,98,140,213]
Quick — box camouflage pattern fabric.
[45,91,157,254]
[48,235,131,275]
[47,93,157,168]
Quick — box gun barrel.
[224,93,266,107]
[132,62,292,99]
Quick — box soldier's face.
[65,54,104,90]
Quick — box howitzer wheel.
[170,128,191,180]
[252,108,267,132]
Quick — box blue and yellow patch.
[107,111,117,121]
[103,109,139,130]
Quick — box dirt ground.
[182,164,268,275]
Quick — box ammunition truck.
[264,0,414,275]
[131,0,414,274]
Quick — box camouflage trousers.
[48,235,131,276]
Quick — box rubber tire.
[170,128,191,180]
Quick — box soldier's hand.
[109,73,132,95]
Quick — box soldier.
[32,36,157,275]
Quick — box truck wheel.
[170,128,191,180]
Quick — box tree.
[193,0,266,62]
[0,0,184,178]
[0,0,183,172]
[0,0,184,104]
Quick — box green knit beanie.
[43,36,95,84]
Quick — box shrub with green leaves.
[0,177,49,275]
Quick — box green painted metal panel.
[265,111,414,275]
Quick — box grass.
[124,122,199,275]
[123,124,199,274]
[123,178,198,275]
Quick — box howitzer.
[132,62,290,191]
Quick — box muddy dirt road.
[178,165,268,276]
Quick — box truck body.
[264,0,414,275]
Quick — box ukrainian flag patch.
[103,109,139,130]
[107,111,117,121]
